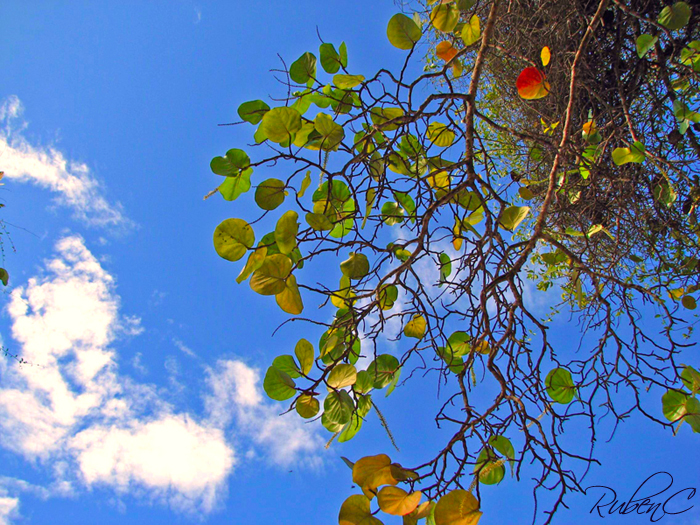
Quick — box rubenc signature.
[585,471,696,522]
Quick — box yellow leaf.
[434,490,482,525]
[404,315,427,339]
[353,454,392,487]
[339,494,384,525]
[377,486,422,516]
[461,15,480,46]
[541,46,551,66]
[275,274,303,314]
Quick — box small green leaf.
[250,254,291,295]
[658,2,691,30]
[612,141,645,165]
[682,295,697,310]
[387,13,422,50]
[296,394,320,419]
[499,206,530,231]
[333,74,365,89]
[324,390,354,425]
[427,122,455,147]
[219,169,252,201]
[263,366,296,401]
[306,212,334,231]
[341,252,370,279]
[275,274,304,314]
[0,268,9,286]
[210,148,250,177]
[681,366,700,394]
[274,210,299,255]
[238,100,270,125]
[489,435,515,460]
[289,52,317,84]
[320,43,341,74]
[447,331,471,357]
[213,218,255,262]
[474,447,505,485]
[255,178,286,210]
[545,367,576,404]
[314,113,345,151]
[636,34,658,58]
[378,284,398,310]
[662,389,691,421]
[367,354,400,389]
[355,370,374,394]
[338,412,364,443]
[439,252,452,283]
[236,246,267,284]
[339,42,348,67]
[461,14,481,46]
[381,202,405,225]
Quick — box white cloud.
[0,497,18,525]
[0,96,132,229]
[204,360,324,468]
[172,337,196,358]
[0,235,234,515]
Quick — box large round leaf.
[430,3,459,33]
[263,365,296,401]
[272,354,301,378]
[250,254,292,295]
[474,447,505,485]
[447,331,471,356]
[499,205,530,231]
[219,169,252,201]
[545,367,576,404]
[377,486,422,516]
[658,2,690,30]
[237,100,270,125]
[255,178,286,210]
[387,14,422,50]
[262,107,302,143]
[516,67,550,100]
[378,284,398,310]
[324,390,354,425]
[213,218,255,262]
[367,354,400,389]
[314,112,345,151]
[296,394,320,419]
[427,122,455,147]
[341,252,370,279]
[327,364,358,389]
[320,42,341,73]
[434,490,482,525]
[461,14,481,46]
[210,148,250,177]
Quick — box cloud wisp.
[0,96,132,230]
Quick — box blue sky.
[0,2,698,524]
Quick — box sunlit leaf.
[447,331,471,357]
[263,365,296,401]
[339,494,383,525]
[325,390,354,426]
[213,218,255,262]
[275,274,303,314]
[516,67,550,100]
[427,122,456,147]
[378,284,399,310]
[219,169,252,201]
[636,34,658,58]
[334,74,365,89]
[274,210,299,255]
[328,364,358,389]
[255,178,286,210]
[474,447,505,485]
[272,354,301,378]
[341,252,370,279]
[434,490,482,525]
[404,315,427,339]
[436,41,459,62]
[296,394,320,418]
[612,141,645,165]
[461,15,480,46]
[306,212,334,231]
[320,43,342,74]
[250,253,291,295]
[545,367,576,404]
[295,338,314,376]
[439,252,452,283]
[367,354,400,389]
[499,206,530,231]
[262,107,302,143]
[387,13,422,50]
[430,3,460,33]
[289,52,317,84]
[298,170,312,198]
[210,148,250,177]
[681,366,700,394]
[237,100,270,125]
[378,487,422,516]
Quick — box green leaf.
[387,13,422,50]
[489,435,515,460]
[447,331,471,357]
[297,170,312,198]
[439,252,452,283]
[289,52,317,84]
[341,252,370,279]
[0,268,9,286]
[339,42,348,68]
[427,122,456,147]
[404,315,427,339]
[237,100,270,125]
[381,202,404,225]
[274,210,299,255]
[236,247,267,284]
[219,168,252,201]
[338,495,383,525]
[681,366,700,394]
[474,447,505,485]
[662,389,692,421]
[213,218,255,262]
[367,354,400,389]
[263,366,296,401]
[306,212,334,231]
[314,112,345,151]
[378,284,398,310]
[324,390,354,425]
[255,178,286,210]
[682,295,697,310]
[262,107,302,144]
[545,367,576,404]
[612,141,645,165]
[430,3,459,33]
[636,34,658,58]
[295,338,314,376]
[370,107,405,131]
[499,206,530,231]
[296,394,320,419]
[461,15,481,46]
[333,74,365,89]
[355,370,374,394]
[320,43,341,74]
[338,412,364,443]
[385,366,401,397]
[210,149,250,177]
[658,2,690,30]
[250,253,291,295]
[272,354,301,378]
[328,364,358,389]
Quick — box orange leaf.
[541,46,551,66]
[436,41,459,62]
[516,67,550,100]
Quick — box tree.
[206,1,700,523]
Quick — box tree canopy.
[207,0,700,523]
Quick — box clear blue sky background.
[0,2,698,524]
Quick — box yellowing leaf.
[430,3,460,33]
[294,338,314,375]
[213,218,255,262]
[516,67,550,100]
[236,246,267,284]
[327,364,358,389]
[353,454,392,487]
[427,122,456,147]
[339,494,384,525]
[434,490,482,525]
[275,274,303,314]
[250,254,292,295]
[296,394,320,418]
[461,15,480,46]
[499,206,530,231]
[540,46,551,66]
[377,486,422,516]
[404,315,427,339]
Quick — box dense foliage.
[207,1,699,523]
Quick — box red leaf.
[516,67,550,100]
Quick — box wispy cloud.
[0,496,18,525]
[0,235,233,518]
[0,96,133,230]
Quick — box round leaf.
[430,3,459,33]
[658,2,690,30]
[540,46,551,66]
[499,206,530,232]
[377,486,422,516]
[255,178,286,210]
[213,218,255,262]
[314,112,345,151]
[516,67,550,100]
[289,52,317,84]
[682,295,696,310]
[295,338,314,376]
[262,107,302,144]
[404,315,427,339]
[461,14,480,46]
[328,364,358,389]
[210,148,250,177]
[545,367,576,404]
[367,354,400,389]
[250,254,292,295]
[275,210,299,255]
[275,274,304,314]
[272,354,301,378]
[296,394,320,419]
[341,252,370,279]
[427,122,456,147]
[324,390,353,425]
[334,74,365,89]
[320,43,341,74]
[339,494,383,525]
[237,100,270,125]
[436,41,459,62]
[306,212,334,231]
[434,490,482,525]
[387,13,422,50]
[447,331,471,356]
[263,366,296,401]
[378,284,398,310]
